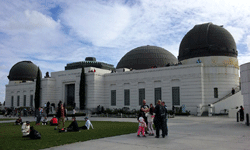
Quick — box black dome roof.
[178,23,238,61]
[116,45,178,70]
[8,61,41,81]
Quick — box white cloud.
[61,1,131,47]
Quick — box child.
[145,103,155,136]
[137,113,147,137]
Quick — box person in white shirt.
[145,103,155,136]
[22,121,30,137]
[80,117,94,130]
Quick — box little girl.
[137,113,147,137]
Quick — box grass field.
[0,121,138,150]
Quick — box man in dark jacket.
[66,117,79,132]
[154,100,166,138]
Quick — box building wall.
[104,63,203,114]
[240,62,250,116]
[182,56,239,107]
[5,81,35,108]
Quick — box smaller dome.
[8,61,41,81]
[116,45,178,70]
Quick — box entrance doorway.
[66,84,75,107]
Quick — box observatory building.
[5,23,243,115]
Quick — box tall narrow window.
[155,87,162,105]
[111,90,116,106]
[139,88,145,105]
[214,88,218,98]
[11,96,14,107]
[23,95,26,106]
[30,95,33,107]
[172,87,180,105]
[17,96,20,106]
[124,89,130,106]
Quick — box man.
[21,121,30,137]
[140,100,149,134]
[57,103,66,132]
[154,100,166,138]
[66,117,79,132]
[162,101,168,136]
[80,117,94,130]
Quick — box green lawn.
[0,121,138,150]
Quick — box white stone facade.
[240,63,250,116]
[5,56,240,115]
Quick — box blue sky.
[1,0,250,104]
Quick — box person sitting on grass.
[42,117,48,125]
[79,117,94,130]
[21,121,30,137]
[50,115,58,126]
[66,117,79,132]
[29,126,41,139]
[15,117,23,125]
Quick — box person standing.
[162,101,168,136]
[239,105,244,121]
[140,100,150,134]
[154,100,166,138]
[145,103,155,136]
[58,103,66,132]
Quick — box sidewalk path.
[1,115,249,150]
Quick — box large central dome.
[116,45,178,70]
[178,23,238,61]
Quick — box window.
[30,95,33,106]
[155,87,161,105]
[139,88,145,105]
[17,96,20,106]
[124,89,130,106]
[11,96,14,107]
[214,88,218,98]
[111,90,116,106]
[23,95,26,106]
[172,87,180,105]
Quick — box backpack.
[30,130,41,139]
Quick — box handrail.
[212,86,240,104]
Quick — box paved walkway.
[1,116,249,150]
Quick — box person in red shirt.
[50,115,58,126]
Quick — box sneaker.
[155,136,159,138]
[143,135,146,137]
[137,135,140,137]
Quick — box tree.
[79,67,86,110]
[34,67,41,109]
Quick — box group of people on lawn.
[137,99,168,138]
[20,116,94,139]
[20,100,94,139]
